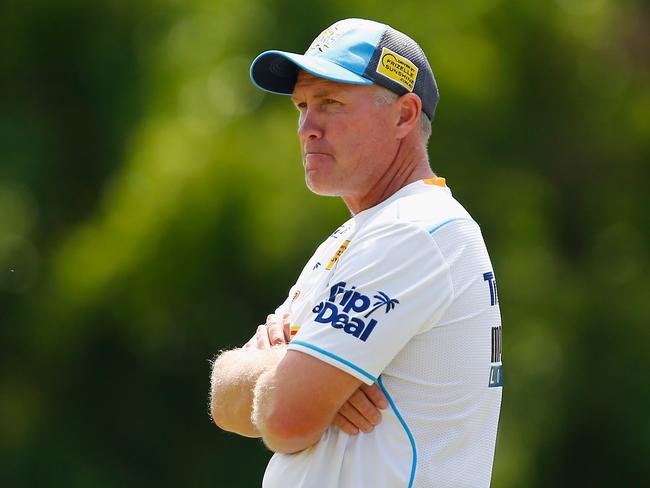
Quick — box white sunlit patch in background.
[134,1,274,135]
[177,56,265,134]
[208,57,265,118]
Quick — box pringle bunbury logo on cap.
[306,24,343,54]
[376,47,419,91]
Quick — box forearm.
[210,346,287,437]
[253,367,328,453]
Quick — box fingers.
[244,313,293,351]
[337,401,376,434]
[358,382,389,410]
[345,388,383,427]
[333,412,359,436]
[332,383,389,435]
[242,336,256,350]
[349,385,386,425]
[266,313,289,346]
[282,313,291,342]
[255,324,271,350]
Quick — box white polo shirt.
[263,179,503,488]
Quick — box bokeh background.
[1,0,649,486]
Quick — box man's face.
[291,71,400,202]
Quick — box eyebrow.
[291,89,341,104]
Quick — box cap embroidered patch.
[376,47,419,91]
[306,24,342,54]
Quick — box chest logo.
[311,281,400,342]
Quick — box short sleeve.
[274,284,297,315]
[288,222,454,384]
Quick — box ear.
[395,93,422,139]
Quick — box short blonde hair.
[372,86,432,144]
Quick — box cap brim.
[250,50,373,95]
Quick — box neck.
[343,138,434,214]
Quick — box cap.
[249,18,439,120]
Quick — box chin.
[305,174,340,197]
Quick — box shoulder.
[360,183,476,240]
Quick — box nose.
[298,108,323,140]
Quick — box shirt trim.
[378,376,417,488]
[290,340,377,383]
[422,177,447,188]
[428,217,477,235]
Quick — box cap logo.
[376,47,418,92]
[306,24,342,55]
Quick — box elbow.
[252,366,328,453]
[208,373,244,434]
[210,401,227,431]
[209,372,259,438]
[257,407,324,454]
[209,384,254,436]
[208,352,244,434]
[209,385,229,431]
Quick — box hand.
[243,313,291,350]
[334,382,389,435]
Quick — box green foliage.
[1,0,648,486]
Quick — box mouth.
[303,144,331,156]
[303,152,332,165]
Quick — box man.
[210,18,503,488]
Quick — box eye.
[323,98,339,105]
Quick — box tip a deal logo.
[312,281,400,342]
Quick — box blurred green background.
[1,0,649,486]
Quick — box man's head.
[250,18,439,122]
[249,19,438,211]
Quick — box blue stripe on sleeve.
[290,340,377,383]
[428,217,477,235]
[378,376,417,488]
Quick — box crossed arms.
[209,313,387,454]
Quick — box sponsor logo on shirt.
[489,325,503,388]
[331,222,352,239]
[326,240,350,270]
[483,271,499,306]
[311,281,400,342]
[291,289,301,303]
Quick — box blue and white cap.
[250,18,440,120]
